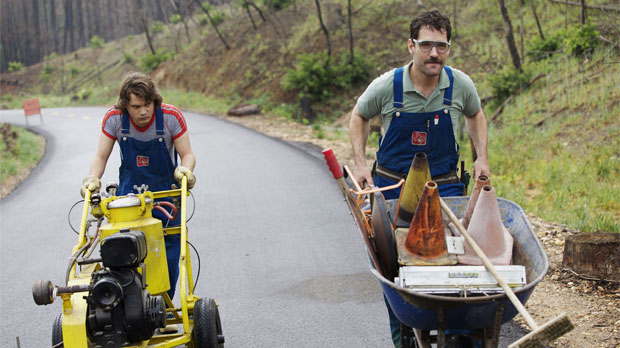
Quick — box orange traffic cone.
[457,185,514,266]
[399,152,432,223]
[395,181,455,266]
[462,175,490,229]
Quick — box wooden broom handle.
[439,198,540,330]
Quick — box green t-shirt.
[356,61,481,138]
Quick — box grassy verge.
[0,123,46,197]
[459,46,620,233]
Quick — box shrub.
[198,14,209,26]
[562,23,600,57]
[170,14,182,24]
[334,54,371,89]
[123,52,134,64]
[488,66,533,100]
[89,35,104,49]
[265,0,292,10]
[150,21,165,34]
[8,61,24,72]
[40,65,55,83]
[527,35,563,62]
[283,52,371,102]
[283,52,333,102]
[139,49,176,72]
[210,11,226,26]
[69,66,81,77]
[44,53,57,61]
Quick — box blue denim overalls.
[374,65,464,199]
[118,108,181,300]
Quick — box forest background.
[1,0,619,234]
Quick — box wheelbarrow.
[322,149,572,348]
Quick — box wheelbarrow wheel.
[52,313,63,347]
[193,298,224,348]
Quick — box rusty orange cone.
[399,152,431,223]
[395,181,455,266]
[458,185,514,266]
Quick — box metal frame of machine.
[33,177,224,348]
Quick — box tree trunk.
[32,0,41,62]
[50,0,58,53]
[529,0,545,40]
[62,0,75,53]
[563,232,620,281]
[314,0,331,66]
[194,0,230,50]
[245,3,257,29]
[347,0,354,64]
[247,0,267,22]
[497,0,522,71]
[142,16,156,54]
[92,0,101,40]
[580,0,586,24]
[76,0,84,47]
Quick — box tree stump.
[562,232,620,281]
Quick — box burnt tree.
[497,0,522,71]
[563,232,620,281]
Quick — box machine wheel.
[193,298,224,348]
[52,313,63,347]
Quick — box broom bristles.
[508,313,574,348]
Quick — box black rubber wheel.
[52,313,63,347]
[33,280,54,305]
[193,298,224,348]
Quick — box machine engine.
[86,230,166,347]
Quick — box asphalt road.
[0,107,390,348]
[0,107,526,348]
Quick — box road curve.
[0,107,390,348]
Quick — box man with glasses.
[348,9,490,347]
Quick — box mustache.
[425,58,442,64]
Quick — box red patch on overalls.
[137,155,149,167]
[411,131,427,146]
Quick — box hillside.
[2,0,618,233]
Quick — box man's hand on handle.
[174,166,196,189]
[473,156,490,181]
[80,175,101,198]
[352,163,374,189]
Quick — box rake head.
[508,312,574,348]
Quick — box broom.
[439,198,574,348]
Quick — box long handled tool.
[438,198,573,348]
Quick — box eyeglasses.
[412,39,451,53]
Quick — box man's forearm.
[180,154,196,171]
[349,107,370,166]
[466,109,488,160]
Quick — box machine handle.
[322,148,343,179]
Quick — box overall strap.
[443,66,454,106]
[155,108,164,135]
[121,113,130,134]
[393,67,404,108]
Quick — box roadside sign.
[23,99,44,126]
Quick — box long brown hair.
[115,72,163,113]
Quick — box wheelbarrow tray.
[345,189,549,331]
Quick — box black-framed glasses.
[412,39,451,53]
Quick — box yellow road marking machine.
[33,177,224,347]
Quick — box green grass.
[464,46,620,233]
[162,88,235,115]
[0,124,45,183]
